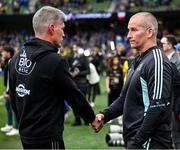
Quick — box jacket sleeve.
[8,60,19,121]
[101,82,127,123]
[54,58,95,123]
[133,54,173,146]
[101,64,133,123]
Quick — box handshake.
[90,113,105,133]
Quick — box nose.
[127,31,131,40]
[62,31,65,38]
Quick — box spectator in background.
[115,43,127,79]
[122,48,137,83]
[115,43,126,61]
[174,43,180,55]
[0,46,19,136]
[157,38,163,49]
[8,6,96,149]
[161,35,180,149]
[106,55,123,107]
[87,62,100,107]
[0,0,7,14]
[92,12,174,149]
[90,49,102,74]
[161,35,180,72]
[12,0,20,14]
[105,55,123,124]
[69,44,90,126]
[105,51,114,71]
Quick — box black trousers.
[88,83,99,103]
[22,139,65,150]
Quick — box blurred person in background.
[115,43,127,66]
[69,44,90,126]
[122,48,138,83]
[12,0,20,14]
[106,55,123,107]
[0,0,7,14]
[105,55,123,124]
[115,43,126,58]
[174,43,180,55]
[92,12,174,149]
[0,46,19,136]
[87,62,100,107]
[8,6,96,149]
[161,35,180,71]
[161,35,180,149]
[104,51,114,74]
[90,48,103,76]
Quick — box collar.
[134,46,159,69]
[167,51,175,60]
[141,46,159,57]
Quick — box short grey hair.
[32,6,67,35]
[132,12,158,37]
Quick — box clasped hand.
[90,114,104,133]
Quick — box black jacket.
[68,53,90,84]
[9,38,95,144]
[101,47,173,148]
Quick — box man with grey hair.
[8,6,97,149]
[91,12,173,149]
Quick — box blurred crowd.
[114,0,173,11]
[0,28,180,71]
[0,0,88,14]
[0,0,177,14]
[0,29,129,54]
[0,29,179,80]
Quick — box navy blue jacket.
[102,46,173,148]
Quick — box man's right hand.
[90,113,104,133]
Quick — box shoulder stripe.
[153,50,157,99]
[155,49,160,99]
[152,48,163,99]
[157,48,163,99]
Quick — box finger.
[89,123,96,129]
[97,123,103,131]
[97,115,102,122]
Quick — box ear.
[167,43,173,49]
[147,28,154,38]
[48,24,54,35]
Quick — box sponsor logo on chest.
[16,50,36,75]
[16,84,30,97]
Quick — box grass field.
[0,76,124,149]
